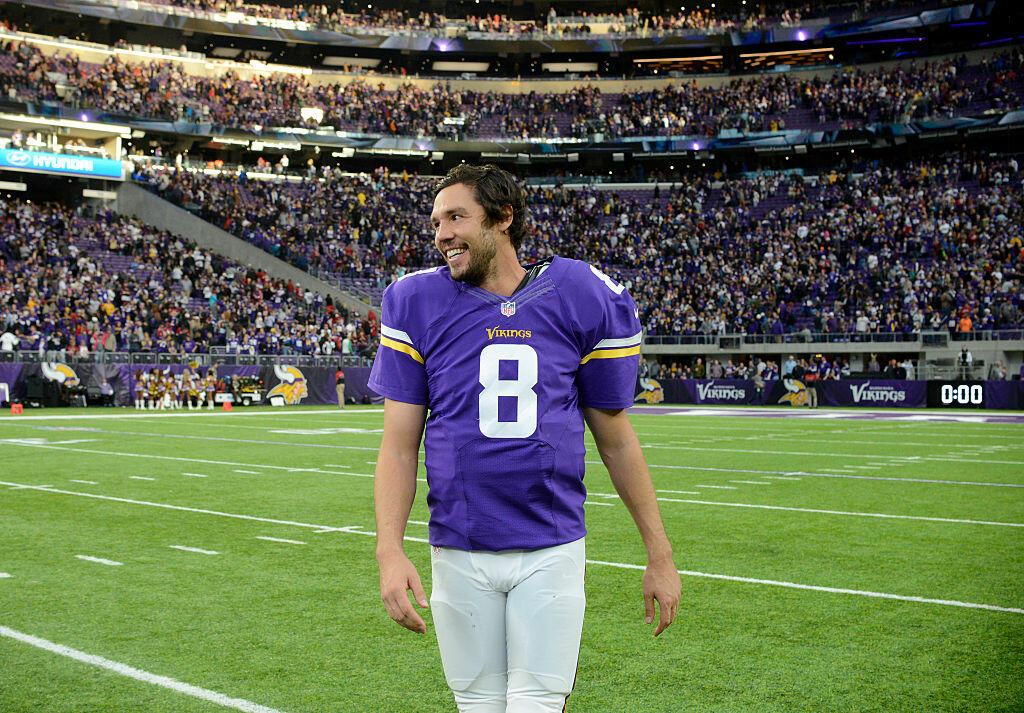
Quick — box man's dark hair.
[434,164,528,250]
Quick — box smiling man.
[368,164,680,713]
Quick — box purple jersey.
[369,256,642,552]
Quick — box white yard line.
[360,525,1024,615]
[168,546,218,555]
[6,439,1014,490]
[255,537,306,545]
[0,441,383,482]
[656,489,701,495]
[182,473,208,478]
[764,476,802,481]
[4,481,1018,615]
[129,476,156,481]
[656,497,1024,528]
[694,484,738,490]
[0,481,351,531]
[70,479,98,485]
[0,625,291,713]
[0,573,11,579]
[730,480,773,485]
[587,560,1024,615]
[7,427,383,452]
[233,470,259,475]
[585,460,1024,488]
[634,443,1024,466]
[75,555,122,566]
[584,501,615,506]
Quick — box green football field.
[1,405,1022,713]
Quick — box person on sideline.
[369,164,680,713]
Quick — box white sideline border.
[3,480,1021,616]
[0,626,289,713]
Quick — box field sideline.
[1,405,1022,712]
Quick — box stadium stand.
[0,37,1019,139]
[133,152,1023,346]
[0,199,379,359]
[0,0,1020,387]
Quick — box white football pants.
[430,538,586,713]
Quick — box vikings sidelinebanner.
[636,378,765,405]
[765,378,927,408]
[0,363,24,404]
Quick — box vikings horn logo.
[268,365,309,405]
[635,377,664,404]
[778,377,809,407]
[41,362,80,387]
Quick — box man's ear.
[498,205,514,233]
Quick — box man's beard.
[449,232,498,287]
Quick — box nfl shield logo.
[500,301,516,317]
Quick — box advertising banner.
[984,381,1023,410]
[681,379,762,405]
[0,363,24,404]
[0,149,124,180]
[820,379,927,408]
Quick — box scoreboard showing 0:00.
[927,381,986,408]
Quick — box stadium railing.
[644,330,1024,347]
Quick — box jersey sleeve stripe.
[579,344,642,365]
[380,336,424,364]
[381,324,414,345]
[593,330,643,349]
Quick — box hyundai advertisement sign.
[0,149,124,180]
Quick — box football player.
[369,164,680,713]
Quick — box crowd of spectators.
[609,155,1023,343]
[0,200,380,359]
[1,38,1019,139]
[137,152,1023,346]
[148,0,922,37]
[139,164,435,287]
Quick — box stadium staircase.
[115,182,373,316]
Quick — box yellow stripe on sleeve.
[579,344,642,365]
[380,336,424,364]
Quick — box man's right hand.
[377,550,429,634]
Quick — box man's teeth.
[447,249,467,259]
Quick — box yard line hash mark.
[70,480,98,484]
[129,476,155,481]
[169,546,218,555]
[75,555,122,566]
[730,480,772,485]
[694,485,738,490]
[5,481,1019,615]
[0,626,292,713]
[656,489,701,495]
[182,472,208,478]
[233,470,260,474]
[0,573,11,579]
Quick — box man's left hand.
[643,556,681,637]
